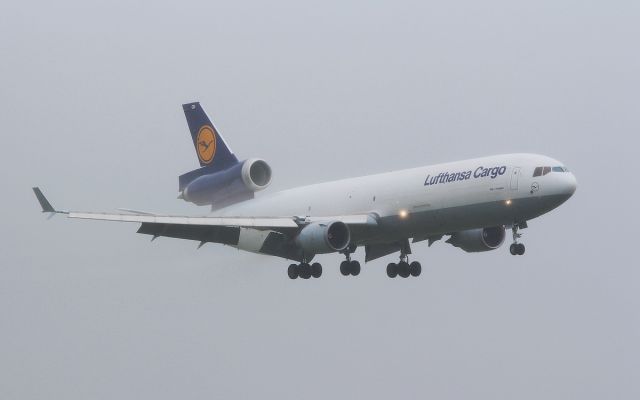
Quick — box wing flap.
[137,223,240,245]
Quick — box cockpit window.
[534,165,571,176]
[533,166,555,177]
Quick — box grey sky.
[1,0,639,398]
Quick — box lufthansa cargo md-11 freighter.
[34,102,577,279]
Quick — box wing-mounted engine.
[179,158,272,209]
[446,226,506,252]
[295,221,351,255]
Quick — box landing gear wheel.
[510,224,526,256]
[398,261,410,278]
[387,263,398,278]
[299,263,311,279]
[288,264,298,279]
[311,262,322,278]
[510,243,518,255]
[350,261,361,276]
[340,261,350,276]
[409,261,422,277]
[510,243,526,255]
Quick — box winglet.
[32,187,67,214]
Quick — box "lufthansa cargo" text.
[424,166,507,187]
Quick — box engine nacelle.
[181,159,272,207]
[240,158,272,191]
[295,221,351,254]
[446,226,506,252]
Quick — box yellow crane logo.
[196,125,216,164]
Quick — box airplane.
[33,102,577,280]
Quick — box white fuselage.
[216,153,577,250]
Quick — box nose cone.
[553,172,577,206]
[544,172,577,210]
[565,173,577,197]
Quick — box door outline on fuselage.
[510,167,521,191]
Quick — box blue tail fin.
[182,102,238,169]
[179,102,240,191]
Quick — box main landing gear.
[288,262,322,279]
[287,246,362,279]
[340,249,361,277]
[386,253,421,278]
[286,259,360,279]
[509,224,526,256]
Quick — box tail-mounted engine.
[179,158,272,208]
[240,159,272,191]
[446,226,506,252]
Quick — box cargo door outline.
[510,167,521,191]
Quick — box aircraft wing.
[33,188,376,260]
[68,211,301,228]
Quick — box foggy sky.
[1,0,639,399]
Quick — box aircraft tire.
[517,243,526,255]
[288,264,298,279]
[340,261,350,276]
[409,261,421,277]
[398,261,410,278]
[350,261,361,276]
[299,263,311,279]
[386,263,398,278]
[510,243,518,255]
[311,262,322,278]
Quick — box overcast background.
[1,0,639,398]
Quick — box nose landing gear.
[510,243,525,255]
[509,223,526,256]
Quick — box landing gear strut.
[509,224,526,256]
[386,252,421,278]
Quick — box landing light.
[399,209,409,219]
[505,199,512,206]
